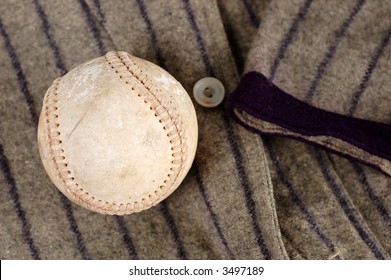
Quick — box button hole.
[204,87,214,98]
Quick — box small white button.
[193,77,225,108]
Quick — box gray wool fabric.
[0,0,390,260]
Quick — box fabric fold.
[228,71,391,176]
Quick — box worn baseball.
[37,51,198,215]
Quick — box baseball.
[37,51,198,215]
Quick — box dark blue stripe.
[263,138,339,256]
[349,25,391,115]
[159,201,188,259]
[352,163,391,229]
[135,0,166,69]
[241,0,260,28]
[182,0,271,259]
[92,0,106,24]
[114,216,139,259]
[32,0,66,75]
[0,144,40,259]
[194,163,235,259]
[269,0,314,81]
[59,195,91,259]
[33,0,91,259]
[313,148,386,259]
[78,0,106,55]
[305,0,366,102]
[182,0,214,76]
[222,113,271,259]
[0,17,38,125]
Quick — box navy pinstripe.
[241,0,260,28]
[0,144,40,259]
[269,0,314,81]
[0,17,38,125]
[352,163,391,229]
[194,165,235,259]
[114,216,139,259]
[33,0,91,259]
[349,25,391,115]
[305,0,366,102]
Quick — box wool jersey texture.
[0,0,390,259]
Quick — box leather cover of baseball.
[37,51,198,215]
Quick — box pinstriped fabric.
[269,1,391,228]
[216,0,264,74]
[194,164,235,259]
[269,0,389,254]
[182,0,214,76]
[327,155,391,254]
[32,0,90,260]
[114,216,138,259]
[263,0,391,250]
[0,17,38,125]
[261,136,390,258]
[305,0,366,102]
[254,0,389,248]
[134,0,166,69]
[0,145,40,259]
[92,0,105,25]
[232,0,391,258]
[159,202,187,260]
[78,0,106,54]
[0,0,96,259]
[351,163,391,229]
[113,217,138,259]
[313,149,387,259]
[1,5,90,259]
[269,0,313,81]
[263,137,340,259]
[227,1,388,259]
[2,0,390,260]
[349,25,391,116]
[32,0,66,76]
[228,1,390,256]
[217,1,324,259]
[241,0,260,28]
[248,0,391,121]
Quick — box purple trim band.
[227,71,391,162]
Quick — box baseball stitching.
[43,51,187,215]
